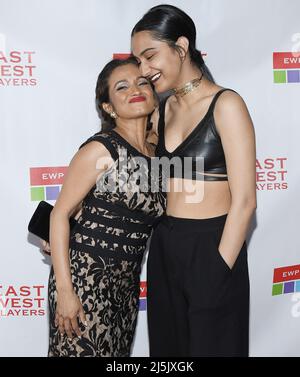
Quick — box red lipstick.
[129,96,146,103]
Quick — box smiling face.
[104,63,156,120]
[131,31,183,94]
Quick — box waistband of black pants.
[160,213,228,231]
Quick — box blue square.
[139,299,147,311]
[46,186,60,201]
[284,281,295,294]
[296,280,300,292]
[287,70,300,83]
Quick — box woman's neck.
[173,63,202,90]
[114,118,150,153]
[172,63,215,106]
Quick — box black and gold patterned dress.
[48,130,166,357]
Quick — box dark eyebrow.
[139,47,156,57]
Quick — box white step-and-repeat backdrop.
[0,0,299,357]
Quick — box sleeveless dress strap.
[78,132,119,161]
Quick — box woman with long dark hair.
[47,57,166,356]
[131,4,256,357]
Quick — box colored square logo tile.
[274,70,286,83]
[287,70,300,83]
[296,281,300,292]
[284,281,295,294]
[272,283,283,296]
[46,186,60,200]
[31,186,45,201]
[139,299,147,311]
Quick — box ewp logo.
[272,264,300,296]
[139,281,147,311]
[29,166,68,201]
[273,52,300,84]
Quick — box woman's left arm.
[214,91,257,269]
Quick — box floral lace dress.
[48,130,166,357]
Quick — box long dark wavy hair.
[95,57,141,131]
[131,4,215,83]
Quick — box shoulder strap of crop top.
[206,88,238,115]
[157,89,238,135]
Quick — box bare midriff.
[166,176,231,219]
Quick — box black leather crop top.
[155,88,237,181]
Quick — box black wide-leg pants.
[147,214,250,357]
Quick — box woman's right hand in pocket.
[55,289,87,339]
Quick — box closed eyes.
[116,80,149,91]
[136,54,155,66]
[116,85,127,91]
[139,80,150,86]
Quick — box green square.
[272,283,283,296]
[31,186,45,201]
[274,70,286,83]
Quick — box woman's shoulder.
[204,85,242,106]
[78,130,119,161]
[216,86,241,98]
[213,87,252,133]
[213,87,246,114]
[79,130,116,147]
